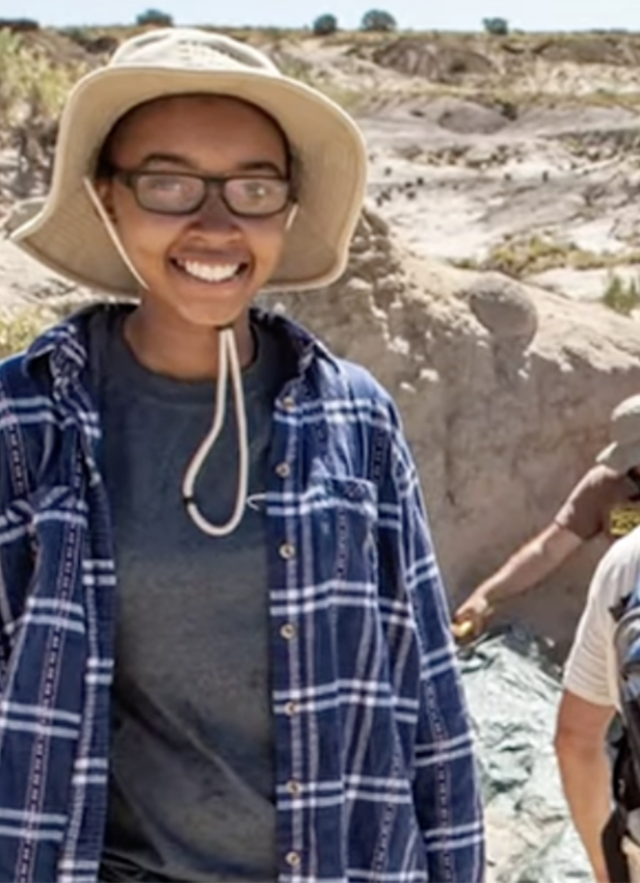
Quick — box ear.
[93,177,117,222]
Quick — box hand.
[452,593,493,641]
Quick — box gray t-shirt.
[87,308,292,882]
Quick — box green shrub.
[61,26,93,45]
[360,9,397,32]
[0,308,51,359]
[601,273,640,316]
[482,17,509,36]
[0,30,84,130]
[62,27,117,54]
[0,18,39,32]
[312,13,338,35]
[135,8,174,26]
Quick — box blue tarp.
[459,626,592,882]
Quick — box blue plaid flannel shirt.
[0,305,484,883]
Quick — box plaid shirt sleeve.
[380,403,485,883]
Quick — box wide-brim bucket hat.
[9,27,367,294]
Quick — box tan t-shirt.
[564,527,640,709]
[554,464,640,543]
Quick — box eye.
[144,174,192,194]
[133,173,204,210]
[240,179,272,200]
[222,177,290,215]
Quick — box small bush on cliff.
[602,273,640,316]
[135,8,174,26]
[0,309,51,359]
[62,26,93,46]
[0,18,39,32]
[483,17,509,36]
[63,27,118,54]
[360,9,397,32]
[313,14,338,35]
[0,30,84,131]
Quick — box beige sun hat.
[9,27,367,294]
[596,394,640,473]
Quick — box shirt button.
[286,851,301,868]
[281,396,296,412]
[279,542,296,560]
[280,623,296,640]
[284,701,298,716]
[275,461,291,479]
[287,779,301,796]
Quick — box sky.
[7,0,640,32]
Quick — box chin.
[142,271,259,330]
[174,298,251,331]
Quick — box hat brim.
[10,65,367,294]
[596,439,640,474]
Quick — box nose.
[191,186,240,234]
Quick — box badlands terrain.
[4,22,640,880]
[3,23,640,648]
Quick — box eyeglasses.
[110,168,293,218]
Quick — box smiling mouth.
[172,258,249,284]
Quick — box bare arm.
[554,689,615,883]
[453,522,582,636]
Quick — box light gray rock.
[263,208,640,657]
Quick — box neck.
[123,304,254,380]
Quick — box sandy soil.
[359,101,640,295]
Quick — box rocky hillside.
[3,20,640,653]
[263,209,640,656]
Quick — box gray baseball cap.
[597,394,640,473]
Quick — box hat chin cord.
[181,327,248,536]
[84,177,249,537]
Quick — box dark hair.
[95,94,297,186]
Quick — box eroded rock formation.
[263,207,640,653]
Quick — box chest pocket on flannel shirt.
[311,477,378,585]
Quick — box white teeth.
[181,261,240,283]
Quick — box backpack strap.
[602,803,631,883]
[612,567,640,816]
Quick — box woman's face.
[97,95,292,330]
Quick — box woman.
[1,27,483,883]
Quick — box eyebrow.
[139,152,286,176]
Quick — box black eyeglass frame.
[107,166,295,218]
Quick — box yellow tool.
[451,620,475,641]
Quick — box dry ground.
[3,25,640,308]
